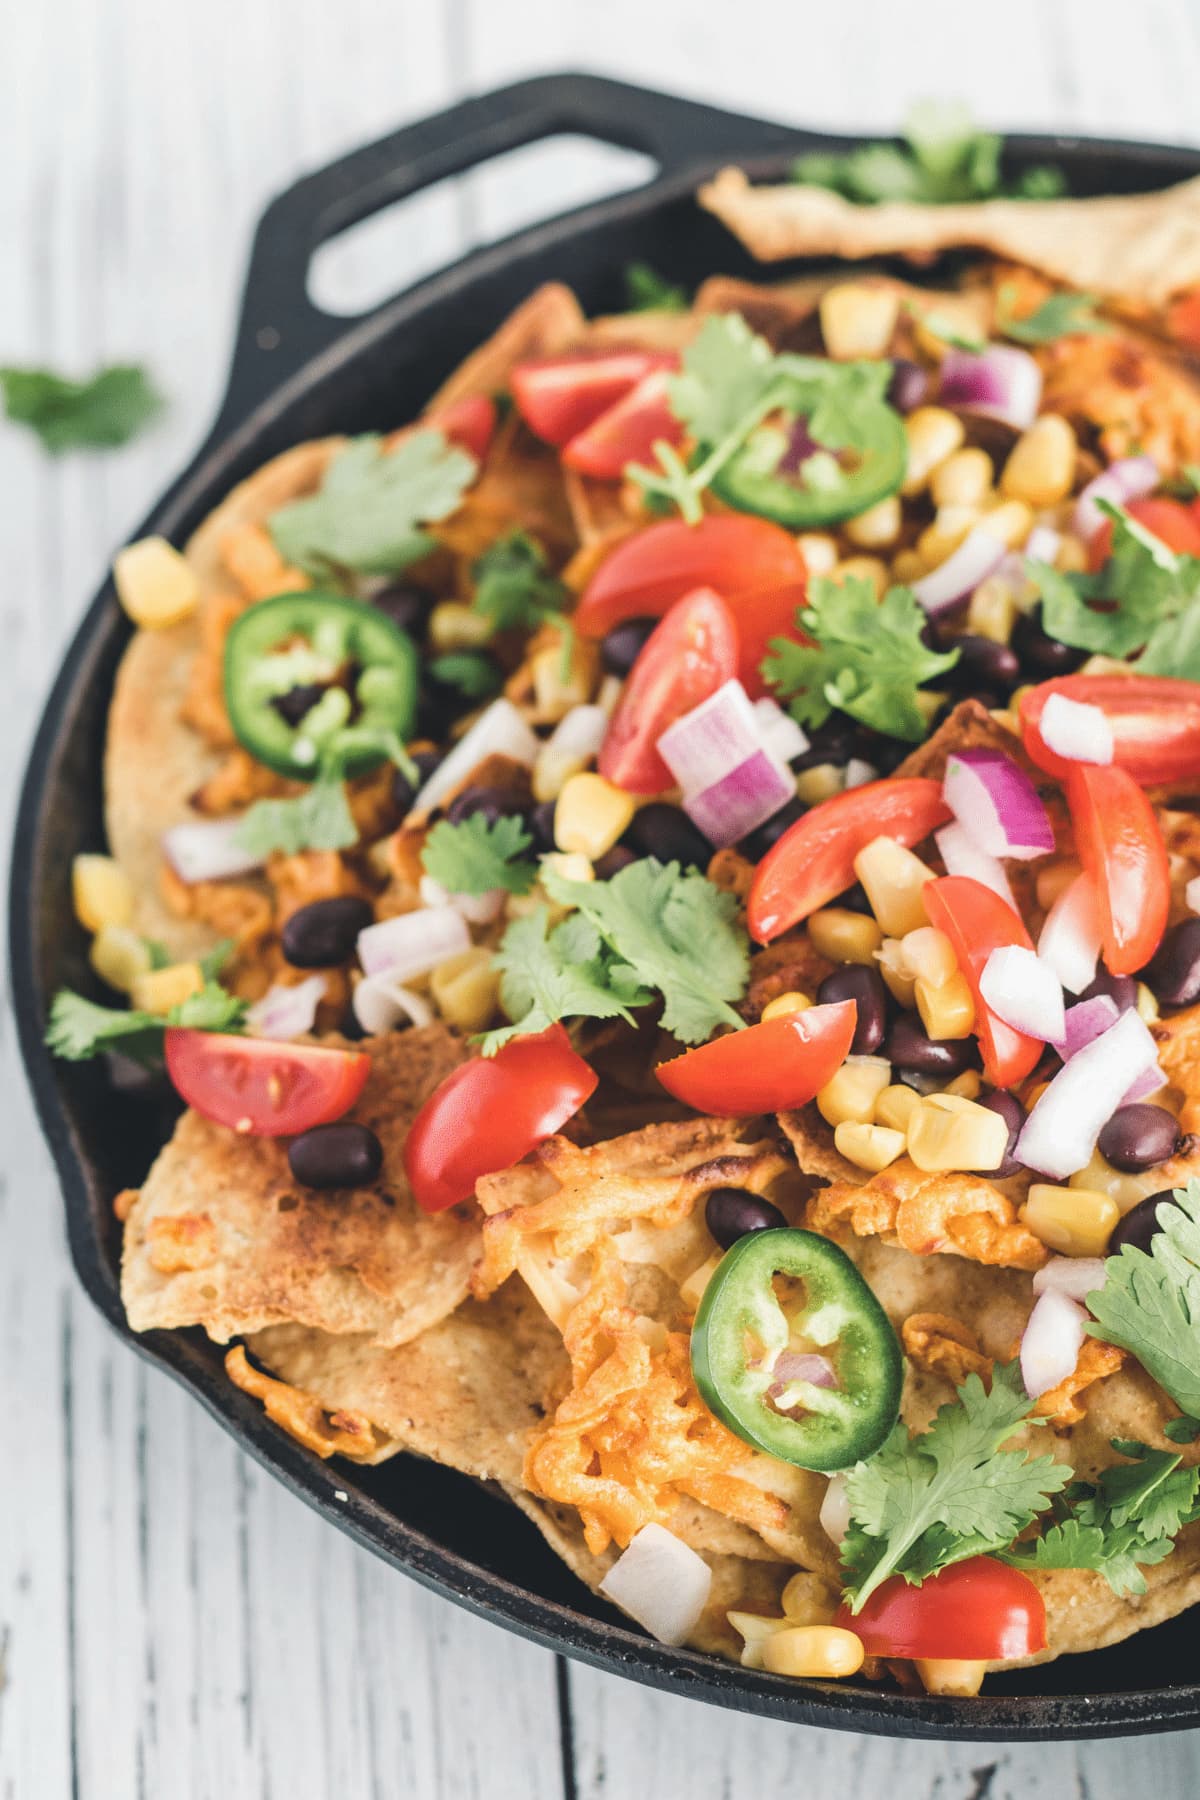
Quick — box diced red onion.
[162,817,265,883]
[1186,874,1200,915]
[934,821,1016,907]
[979,945,1065,1046]
[419,872,506,926]
[943,750,1054,862]
[844,758,878,790]
[1025,524,1062,565]
[412,699,540,815]
[1073,455,1159,541]
[939,344,1042,430]
[1038,693,1113,765]
[658,680,764,795]
[246,975,327,1040]
[819,1473,850,1546]
[1033,1256,1108,1303]
[352,972,434,1035]
[1061,994,1119,1059]
[598,1523,712,1645]
[357,905,470,980]
[753,696,809,766]
[1016,1008,1159,1178]
[1020,1289,1087,1398]
[544,702,608,762]
[1122,1062,1167,1105]
[1038,874,1102,995]
[767,1351,838,1407]
[912,524,1008,617]
[683,750,795,849]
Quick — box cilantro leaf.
[46,982,247,1066]
[665,313,778,450]
[198,938,235,982]
[427,651,503,701]
[841,1363,1070,1609]
[541,856,749,1045]
[762,575,958,742]
[234,775,357,858]
[421,813,537,897]
[270,431,475,579]
[1031,500,1200,673]
[480,907,652,1055]
[792,101,1064,206]
[1087,1179,1200,1419]
[1,363,163,454]
[471,531,568,634]
[623,262,688,313]
[996,284,1113,344]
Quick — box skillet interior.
[13,72,1200,1740]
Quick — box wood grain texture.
[5,0,1200,1793]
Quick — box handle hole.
[309,135,657,318]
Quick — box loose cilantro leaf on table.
[421,814,537,897]
[762,575,958,742]
[1086,1180,1200,1420]
[1031,501,1200,673]
[270,431,476,579]
[792,100,1065,206]
[479,908,652,1055]
[995,283,1113,344]
[1,363,163,453]
[471,530,569,634]
[235,773,358,858]
[428,651,503,700]
[46,983,247,1065]
[623,261,688,313]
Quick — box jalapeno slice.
[224,592,418,779]
[710,402,907,529]
[690,1227,902,1471]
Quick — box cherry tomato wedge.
[428,392,496,462]
[561,367,683,481]
[510,349,675,447]
[656,1001,857,1114]
[748,779,951,944]
[598,587,738,794]
[1066,762,1170,976]
[163,1030,370,1137]
[403,1026,596,1214]
[835,1558,1046,1660]
[922,877,1043,1087]
[1087,495,1200,568]
[1020,674,1200,786]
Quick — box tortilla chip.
[121,1026,479,1346]
[426,283,585,411]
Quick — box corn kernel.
[1022,1185,1119,1256]
[761,1625,865,1681]
[796,532,839,576]
[832,556,887,598]
[89,926,151,994]
[532,747,588,804]
[540,851,594,886]
[1135,982,1160,1023]
[943,1069,982,1100]
[531,636,599,721]
[901,407,965,496]
[916,970,974,1040]
[912,298,987,362]
[780,1574,838,1626]
[795,763,845,804]
[113,537,200,629]
[907,1093,1009,1172]
[890,548,928,584]
[1001,414,1077,507]
[843,494,902,550]
[429,946,500,1033]
[834,1120,906,1172]
[966,574,1018,644]
[930,446,994,510]
[819,282,901,360]
[1056,533,1089,574]
[876,939,918,1008]
[427,601,493,652]
[679,1252,723,1313]
[807,908,884,966]
[853,837,932,937]
[900,926,957,988]
[129,962,204,1015]
[553,772,635,861]
[876,1082,920,1131]
[727,1611,790,1670]
[1035,859,1081,910]
[72,854,135,933]
[761,990,813,1021]
[983,497,1036,550]
[1068,1148,1161,1212]
[817,1056,892,1128]
[916,1660,987,1698]
[917,505,980,568]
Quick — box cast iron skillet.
[12,73,1200,1740]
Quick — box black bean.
[1011,606,1086,677]
[1097,1103,1182,1173]
[593,844,637,880]
[393,747,443,815]
[1109,1189,1180,1256]
[738,795,808,864]
[943,632,1021,695]
[288,1122,383,1190]
[271,682,327,728]
[886,358,929,415]
[817,966,890,1055]
[417,674,468,739]
[838,881,874,916]
[886,1012,979,1078]
[623,802,714,869]
[705,1188,787,1250]
[789,716,859,773]
[527,799,559,854]
[1146,919,1200,1009]
[371,581,437,635]
[446,783,530,828]
[975,1087,1027,1178]
[600,617,658,677]
[281,896,375,969]
[1077,969,1138,1014]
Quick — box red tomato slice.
[727,578,810,698]
[403,1025,597,1214]
[1020,674,1200,786]
[1066,762,1170,975]
[922,877,1043,1087]
[164,1030,370,1137]
[656,1002,857,1114]
[1167,287,1200,350]
[428,392,496,462]
[834,1559,1046,1661]
[747,779,951,945]
[560,367,683,480]
[510,349,675,447]
[598,587,739,794]
[1086,495,1200,568]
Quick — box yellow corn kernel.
[890,548,928,584]
[531,636,600,722]
[679,1252,724,1313]
[853,837,932,937]
[817,1056,892,1128]
[1135,982,1160,1023]
[834,1120,906,1172]
[72,854,135,933]
[819,282,901,360]
[761,1625,865,1681]
[1001,414,1077,507]
[553,772,635,861]
[916,970,975,1040]
[917,505,980,568]
[907,1093,1009,1173]
[876,1083,920,1131]
[113,537,201,629]
[795,763,845,805]
[807,908,884,966]
[796,532,839,576]
[930,446,994,510]
[1035,859,1082,910]
[966,574,1018,644]
[843,494,902,550]
[89,925,151,994]
[727,1611,790,1670]
[1022,1185,1120,1256]
[427,601,493,652]
[831,555,887,598]
[983,497,1036,550]
[540,851,594,886]
[129,962,204,1015]
[916,1660,987,1698]
[1056,533,1089,574]
[429,946,500,1034]
[943,1068,982,1100]
[876,939,918,1008]
[761,990,813,1022]
[780,1574,838,1626]
[900,925,957,988]
[1068,1147,1162,1212]
[901,407,966,496]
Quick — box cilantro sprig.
[46,983,247,1066]
[470,530,569,634]
[792,100,1065,206]
[235,771,358,859]
[623,262,688,314]
[1087,1180,1200,1420]
[479,908,651,1055]
[996,283,1113,345]
[1031,500,1200,675]
[421,814,537,898]
[1,363,163,454]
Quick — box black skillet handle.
[212,72,806,437]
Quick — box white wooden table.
[7,2,1200,1792]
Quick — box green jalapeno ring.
[709,402,907,530]
[690,1227,902,1472]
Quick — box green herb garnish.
[1,363,163,454]
[46,983,247,1066]
[479,908,652,1055]
[996,283,1113,344]
[623,261,689,313]
[421,813,537,898]
[1031,501,1200,675]
[792,101,1065,206]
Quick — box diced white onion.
[1033,1256,1108,1304]
[844,758,878,790]
[753,695,809,767]
[934,821,1016,907]
[1038,693,1114,766]
[246,975,327,1040]
[912,524,1007,617]
[598,1523,712,1646]
[1016,1008,1160,1178]
[412,699,540,815]
[419,872,506,926]
[161,817,264,883]
[1024,524,1062,566]
[657,680,764,795]
[979,944,1065,1045]
[1122,1062,1168,1105]
[1037,874,1102,995]
[1061,994,1119,1059]
[543,702,609,762]
[351,972,434,1036]
[1020,1289,1087,1399]
[357,905,470,981]
[819,1474,851,1547]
